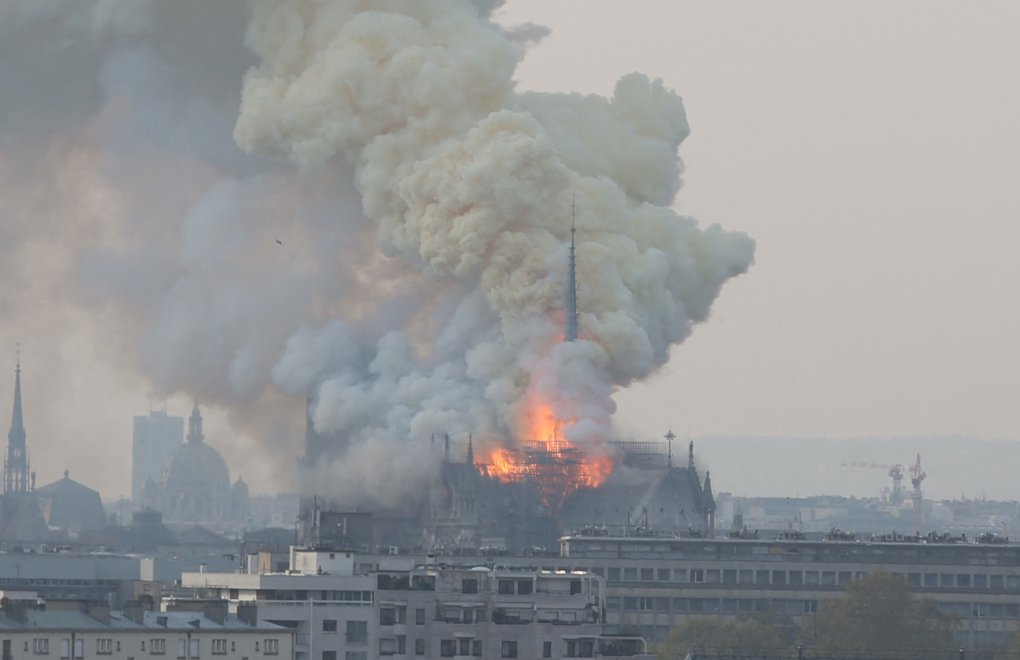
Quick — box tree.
[810,571,957,656]
[656,617,788,659]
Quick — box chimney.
[122,600,145,625]
[236,602,258,627]
[86,602,111,624]
[1,598,28,624]
[202,601,228,625]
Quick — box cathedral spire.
[5,350,30,493]
[565,197,579,343]
[466,434,474,466]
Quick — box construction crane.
[910,454,926,533]
[841,461,906,504]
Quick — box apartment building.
[181,548,650,660]
[0,597,293,660]
[549,532,1020,649]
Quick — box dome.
[35,469,107,533]
[163,405,230,522]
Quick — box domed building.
[163,405,231,523]
[35,469,107,534]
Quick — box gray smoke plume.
[240,0,754,505]
[0,0,751,504]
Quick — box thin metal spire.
[565,195,579,342]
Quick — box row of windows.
[594,565,1020,590]
[570,540,1020,565]
[605,594,1020,620]
[608,596,819,615]
[25,638,275,660]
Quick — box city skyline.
[1,2,1018,501]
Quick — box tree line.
[656,572,1020,659]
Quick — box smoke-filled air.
[0,0,752,505]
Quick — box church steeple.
[187,403,205,443]
[565,198,579,342]
[5,352,30,494]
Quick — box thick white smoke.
[0,0,750,506]
[239,0,754,504]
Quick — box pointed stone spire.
[8,354,25,450]
[444,433,450,460]
[187,403,205,443]
[466,434,474,466]
[5,350,30,494]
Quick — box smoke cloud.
[239,0,754,505]
[0,0,751,506]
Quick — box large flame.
[482,393,614,509]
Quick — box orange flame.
[482,395,614,509]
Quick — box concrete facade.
[182,549,650,660]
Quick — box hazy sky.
[1,2,1018,502]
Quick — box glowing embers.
[483,401,614,510]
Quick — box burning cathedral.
[229,2,751,557]
[298,223,717,554]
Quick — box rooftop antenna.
[565,195,579,342]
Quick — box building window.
[97,639,113,655]
[690,569,704,583]
[640,568,654,581]
[263,639,279,656]
[211,639,227,656]
[471,640,481,657]
[415,639,425,656]
[380,607,397,625]
[344,654,366,660]
[346,621,368,644]
[566,640,595,658]
[33,639,49,655]
[498,579,514,595]
[415,608,426,625]
[462,578,479,593]
[190,639,199,659]
[543,641,552,658]
[323,619,337,633]
[380,638,396,656]
[440,640,456,657]
[177,640,186,659]
[458,639,472,656]
[517,580,533,595]
[151,639,167,656]
[501,641,518,658]
[322,652,336,660]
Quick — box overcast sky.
[496,3,1020,447]
[1,1,1018,502]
